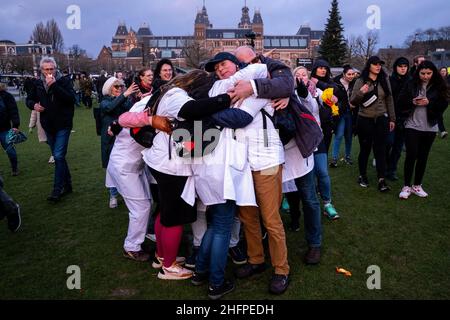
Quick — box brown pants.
[238,165,290,275]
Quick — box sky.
[0,0,448,57]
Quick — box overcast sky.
[1,0,448,57]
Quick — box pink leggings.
[154,214,183,268]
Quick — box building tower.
[194,1,212,41]
[238,2,252,29]
[252,9,264,50]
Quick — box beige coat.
[28,110,47,142]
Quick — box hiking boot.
[157,262,193,280]
[123,250,150,262]
[304,247,321,265]
[47,189,62,202]
[411,185,428,198]
[208,279,235,300]
[329,159,338,168]
[7,203,21,233]
[358,175,369,188]
[191,271,209,286]
[185,246,200,269]
[323,203,340,220]
[228,245,247,265]
[269,273,290,295]
[399,186,412,200]
[109,196,118,208]
[152,254,186,269]
[234,262,267,279]
[378,179,391,192]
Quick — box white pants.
[191,207,241,248]
[123,198,151,252]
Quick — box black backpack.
[261,107,296,146]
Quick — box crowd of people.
[1,48,449,300]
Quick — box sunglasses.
[113,84,125,89]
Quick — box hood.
[391,57,410,78]
[311,58,331,81]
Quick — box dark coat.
[25,75,75,134]
[0,91,20,132]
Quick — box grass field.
[1,100,449,300]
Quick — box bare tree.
[9,56,34,75]
[181,39,211,69]
[346,31,379,69]
[31,22,50,45]
[30,19,64,52]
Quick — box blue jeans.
[295,171,321,247]
[196,200,236,287]
[313,152,331,203]
[46,129,72,192]
[0,130,18,171]
[332,112,353,160]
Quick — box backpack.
[261,107,296,146]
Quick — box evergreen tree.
[318,0,347,66]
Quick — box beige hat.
[102,77,122,96]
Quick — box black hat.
[394,57,410,67]
[367,56,385,65]
[204,52,240,72]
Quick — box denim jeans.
[0,130,18,171]
[313,152,331,203]
[196,200,236,287]
[332,111,353,160]
[46,129,72,192]
[294,171,322,247]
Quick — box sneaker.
[269,274,290,295]
[399,186,412,199]
[228,245,247,265]
[191,271,209,286]
[441,131,448,139]
[304,247,321,265]
[344,156,353,165]
[123,249,150,262]
[152,254,186,269]
[329,159,338,168]
[234,262,267,279]
[48,156,55,164]
[47,189,62,202]
[411,185,428,198]
[378,179,391,192]
[157,262,193,280]
[290,220,300,232]
[358,175,369,188]
[323,203,340,220]
[109,196,118,209]
[7,203,21,232]
[185,246,200,269]
[145,233,156,242]
[208,279,235,300]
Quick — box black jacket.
[26,76,75,134]
[0,91,20,132]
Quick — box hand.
[45,74,56,87]
[107,126,114,136]
[413,97,429,106]
[230,80,254,105]
[124,83,140,98]
[11,128,19,133]
[151,115,172,133]
[34,102,45,112]
[389,121,395,132]
[272,97,289,110]
[331,95,338,104]
[360,84,370,94]
[29,127,33,134]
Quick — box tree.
[318,0,347,66]
[346,31,379,69]
[181,39,212,69]
[31,19,64,52]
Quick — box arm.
[119,111,151,128]
[254,61,294,99]
[100,94,127,114]
[350,79,365,107]
[178,94,231,120]
[51,78,76,105]
[25,81,38,111]
[385,81,396,122]
[210,108,253,129]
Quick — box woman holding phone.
[398,61,448,199]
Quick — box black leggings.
[403,128,436,186]
[285,191,301,222]
[357,115,389,179]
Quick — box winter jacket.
[389,58,412,125]
[0,91,20,132]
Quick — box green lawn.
[1,100,449,300]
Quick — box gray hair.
[39,56,57,69]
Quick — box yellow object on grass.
[322,88,339,116]
[336,267,352,277]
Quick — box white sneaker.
[441,131,448,139]
[157,262,192,280]
[411,185,428,198]
[145,233,156,242]
[48,156,55,164]
[399,186,412,199]
[152,254,186,269]
[109,196,118,208]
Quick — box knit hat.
[102,77,122,96]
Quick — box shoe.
[123,249,150,262]
[269,273,290,294]
[60,184,73,197]
[304,247,321,265]
[358,175,369,188]
[145,233,156,242]
[344,156,353,165]
[48,156,55,164]
[399,186,412,199]
[157,262,193,280]
[208,279,235,300]
[191,271,209,286]
[47,190,62,202]
[109,196,118,209]
[441,131,448,139]
[11,170,19,176]
[411,185,428,198]
[7,203,21,232]
[378,179,391,192]
[228,245,247,265]
[152,254,186,269]
[329,159,338,168]
[185,246,200,269]
[290,220,300,232]
[323,203,340,220]
[234,262,266,279]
